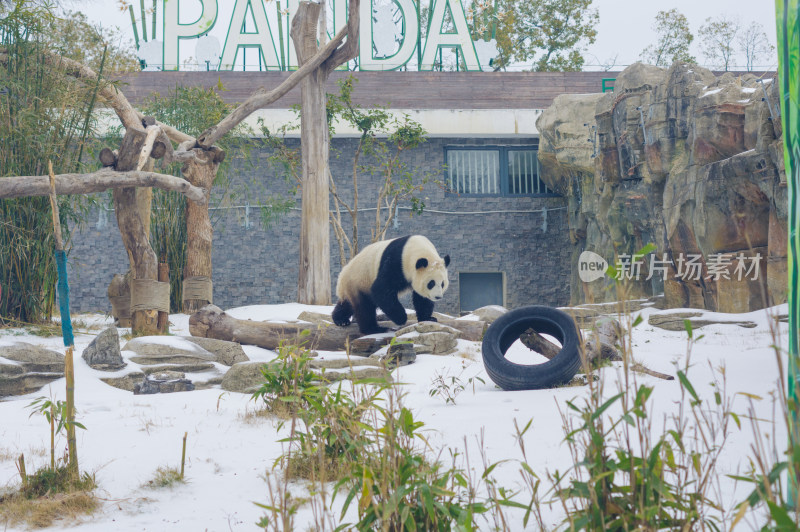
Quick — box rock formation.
[537,62,785,312]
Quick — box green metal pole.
[277,1,286,71]
[128,5,140,49]
[417,0,421,70]
[776,0,800,500]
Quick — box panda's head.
[411,254,450,301]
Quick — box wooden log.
[0,168,207,203]
[520,329,672,380]
[189,305,364,351]
[299,310,487,342]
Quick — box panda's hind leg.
[353,293,387,334]
[331,299,353,327]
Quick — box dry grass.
[240,402,298,424]
[284,453,351,483]
[0,490,97,529]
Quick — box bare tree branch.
[0,169,207,204]
[323,0,360,74]
[196,17,353,149]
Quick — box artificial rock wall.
[536,62,787,312]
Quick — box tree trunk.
[295,2,332,305]
[181,150,219,313]
[113,127,160,335]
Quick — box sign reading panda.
[130,0,498,72]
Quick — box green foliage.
[28,397,87,436]
[493,0,598,71]
[21,465,95,499]
[335,402,489,531]
[255,345,489,530]
[0,4,101,323]
[326,76,437,264]
[554,331,736,531]
[145,466,185,489]
[640,9,696,67]
[251,336,318,417]
[44,10,139,72]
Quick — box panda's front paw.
[418,316,438,322]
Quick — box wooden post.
[289,0,359,304]
[180,432,188,479]
[16,454,27,489]
[158,261,169,333]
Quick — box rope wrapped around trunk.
[182,276,213,304]
[130,279,170,313]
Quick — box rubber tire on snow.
[481,306,582,391]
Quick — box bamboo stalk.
[48,161,78,477]
[47,164,63,251]
[180,432,188,479]
[50,403,55,470]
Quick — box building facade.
[66,71,617,315]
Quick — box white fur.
[336,235,448,302]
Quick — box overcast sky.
[76,0,779,71]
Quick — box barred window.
[445,146,554,196]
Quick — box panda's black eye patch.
[427,280,435,290]
[441,282,444,288]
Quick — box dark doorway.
[459,272,504,313]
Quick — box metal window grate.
[445,146,554,196]
[447,149,500,194]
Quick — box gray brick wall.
[67,137,571,315]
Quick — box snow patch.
[700,87,723,98]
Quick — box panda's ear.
[415,258,428,270]
[443,255,450,267]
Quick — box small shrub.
[22,465,95,499]
[429,372,466,405]
[251,337,318,418]
[335,402,489,531]
[145,467,184,489]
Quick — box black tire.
[481,306,583,391]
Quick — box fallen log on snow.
[189,305,488,353]
[189,305,365,351]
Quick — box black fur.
[368,236,412,330]
[413,291,436,322]
[331,299,353,326]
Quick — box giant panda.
[331,235,451,335]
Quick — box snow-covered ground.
[0,302,790,531]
